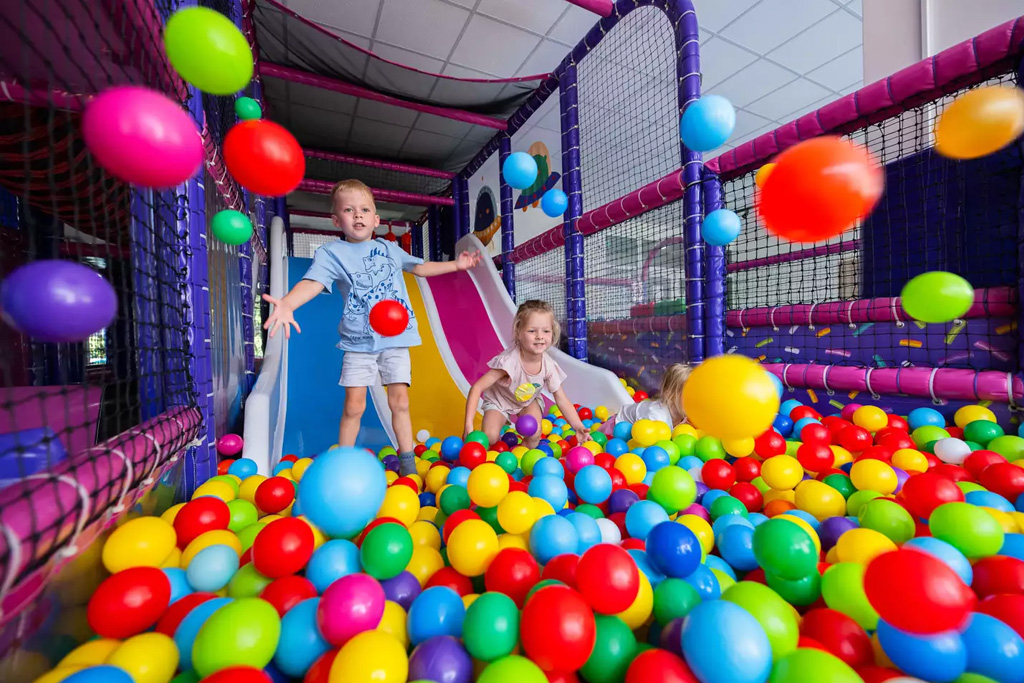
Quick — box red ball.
[459,442,487,470]
[946,426,965,440]
[173,496,230,549]
[546,672,580,683]
[578,408,593,420]
[887,415,910,431]
[754,429,786,458]
[255,476,295,514]
[856,665,904,683]
[509,478,529,494]
[729,482,764,513]
[303,650,338,683]
[790,406,822,422]
[442,509,480,545]
[930,463,971,482]
[976,593,1024,639]
[875,429,915,451]
[217,459,233,475]
[800,608,873,667]
[797,442,835,472]
[281,454,299,463]
[594,452,616,470]
[87,567,171,638]
[971,556,1024,598]
[607,466,628,491]
[963,450,1005,479]
[633,391,648,402]
[838,426,872,453]
[701,460,736,490]
[414,444,428,456]
[625,648,699,683]
[863,548,975,634]
[261,575,318,616]
[485,548,541,608]
[856,445,894,464]
[426,566,474,596]
[155,592,216,637]
[520,585,597,672]
[978,462,1024,501]
[607,511,629,539]
[392,477,419,493]
[369,300,410,337]
[252,517,315,578]
[897,471,965,519]
[576,543,639,614]
[541,553,580,589]
[493,441,510,453]
[733,456,762,482]
[800,423,832,445]
[201,667,273,683]
[223,119,304,196]
[621,538,646,551]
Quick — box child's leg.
[519,400,544,449]
[340,387,367,447]
[380,348,417,476]
[481,409,509,446]
[386,383,414,454]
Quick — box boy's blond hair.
[659,363,692,414]
[513,300,561,347]
[331,179,376,211]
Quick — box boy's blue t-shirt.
[302,238,423,353]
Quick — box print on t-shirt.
[344,244,415,342]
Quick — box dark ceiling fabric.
[252,0,545,117]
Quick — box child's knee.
[343,393,366,418]
[387,388,410,414]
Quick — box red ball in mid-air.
[223,119,304,196]
[369,300,410,337]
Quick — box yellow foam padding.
[403,273,482,440]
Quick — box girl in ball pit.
[600,363,693,437]
[464,300,591,449]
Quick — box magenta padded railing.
[303,148,455,179]
[297,179,455,207]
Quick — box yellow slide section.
[403,273,481,439]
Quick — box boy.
[263,179,481,475]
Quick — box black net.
[720,71,1022,373]
[304,154,452,198]
[515,250,568,335]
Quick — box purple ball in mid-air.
[516,414,538,437]
[408,635,473,683]
[818,516,858,551]
[381,570,421,610]
[1,260,117,342]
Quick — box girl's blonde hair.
[659,363,692,413]
[513,300,561,346]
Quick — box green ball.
[211,209,254,246]
[477,505,505,535]
[495,451,518,474]
[647,466,697,514]
[846,490,883,517]
[208,474,240,495]
[858,498,915,545]
[653,578,702,625]
[695,435,725,462]
[722,581,799,660]
[360,522,413,579]
[963,420,1004,446]
[171,673,200,683]
[900,271,974,323]
[165,7,254,95]
[226,499,258,533]
[752,518,818,581]
[769,648,863,683]
[913,425,951,448]
[466,430,490,447]
[379,446,397,459]
[580,615,637,683]
[953,674,1002,683]
[751,476,771,495]
[821,562,878,630]
[766,569,821,606]
[988,435,1024,462]
[656,439,681,465]
[822,473,855,499]
[521,449,547,475]
[477,655,548,683]
[525,579,563,602]
[228,562,272,598]
[590,431,608,448]
[957,481,987,495]
[785,440,801,457]
[709,495,748,521]
[236,522,263,553]
[439,485,471,515]
[192,597,280,677]
[234,96,262,120]
[574,503,604,519]
[547,442,563,459]
[929,501,1005,559]
[463,592,520,662]
[672,434,697,458]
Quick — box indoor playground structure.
[2,0,1024,682]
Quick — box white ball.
[688,466,704,483]
[933,437,971,465]
[595,517,622,545]
[416,429,430,443]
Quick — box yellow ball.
[161,546,182,569]
[627,386,636,397]
[652,422,672,443]
[57,639,121,668]
[498,533,530,552]
[406,473,424,491]
[182,529,241,567]
[682,355,780,440]
[551,407,563,417]
[329,630,408,683]
[954,404,997,428]
[377,600,409,650]
[935,85,1024,160]
[615,571,653,630]
[830,445,854,468]
[497,490,536,535]
[192,479,235,502]
[614,453,647,485]
[467,463,510,508]
[761,455,803,490]
[794,479,847,521]
[673,424,698,438]
[406,546,444,586]
[677,514,714,556]
[631,419,660,448]
[755,162,777,188]
[982,507,1018,533]
[892,448,928,473]
[764,488,797,505]
[722,436,755,458]
[711,567,735,593]
[852,406,888,432]
[407,520,439,551]
[102,516,176,573]
[299,516,328,550]
[447,519,499,576]
[595,406,610,421]
[462,593,480,609]
[835,528,896,564]
[292,457,314,481]
[33,667,84,683]
[238,474,266,505]
[425,466,450,494]
[532,497,556,518]
[486,450,499,462]
[278,469,295,482]
[160,503,186,526]
[416,459,431,479]
[541,419,553,436]
[379,485,420,527]
[582,441,602,455]
[385,471,399,485]
[417,506,439,523]
[619,378,628,387]
[850,460,898,495]
[106,632,179,683]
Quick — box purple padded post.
[456,174,471,240]
[452,178,464,244]
[411,220,424,258]
[428,205,441,262]
[702,168,725,357]
[499,135,515,298]
[560,63,587,361]
[1016,54,1024,375]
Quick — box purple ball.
[659,618,686,657]
[501,431,520,447]
[694,481,709,503]
[382,454,400,473]
[681,503,710,521]
[893,466,909,493]
[516,414,538,437]
[1,260,116,342]
[381,570,421,610]
[818,516,858,551]
[608,488,639,514]
[408,635,473,683]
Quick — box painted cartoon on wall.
[473,185,501,247]
[514,141,560,212]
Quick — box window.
[82,256,108,366]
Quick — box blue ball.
[426,437,441,450]
[642,471,656,487]
[440,436,463,461]
[418,491,436,507]
[408,586,466,645]
[228,458,258,479]
[785,509,820,529]
[567,511,601,553]
[773,414,794,437]
[1000,533,1024,561]
[679,95,736,153]
[646,520,700,578]
[1016,492,1024,513]
[767,373,784,399]
[679,455,703,471]
[962,613,1024,683]
[685,564,722,601]
[185,544,238,593]
[780,400,803,417]
[876,620,966,682]
[628,548,666,587]
[540,188,568,217]
[274,598,330,677]
[64,667,134,683]
[625,500,670,541]
[162,567,192,604]
[1019,422,1024,438]
[703,553,737,581]
[446,466,471,488]
[174,597,231,670]
[747,512,769,527]
[702,489,730,510]
[613,420,634,440]
[908,407,946,431]
[298,446,386,539]
[306,539,361,593]
[533,456,564,479]
[711,513,752,539]
[605,438,629,456]
[528,474,569,511]
[529,514,580,564]
[273,461,292,475]
[567,489,578,506]
[641,445,670,472]
[967,489,1014,512]
[701,209,741,246]
[792,417,821,437]
[575,465,613,504]
[502,151,539,190]
[557,507,574,517]
[718,523,758,571]
[681,600,772,683]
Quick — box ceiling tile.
[336,30,373,50]
[691,0,760,32]
[284,0,382,39]
[781,93,836,121]
[846,0,863,17]
[442,63,496,79]
[350,117,409,153]
[699,28,713,44]
[745,77,831,120]
[370,42,446,73]
[721,0,837,54]
[450,14,542,78]
[699,37,759,90]
[707,59,795,107]
[289,109,353,146]
[355,98,418,126]
[806,46,862,92]
[730,109,773,140]
[477,0,566,35]
[267,79,359,116]
[376,0,470,60]
[767,10,861,72]
[548,5,599,46]
[840,82,861,95]
[516,39,567,77]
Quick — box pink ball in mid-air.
[216,434,244,457]
[82,85,203,188]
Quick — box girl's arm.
[552,387,591,442]
[411,250,481,278]
[262,279,325,338]
[464,368,507,436]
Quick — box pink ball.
[82,85,203,188]
[840,403,863,422]
[317,573,385,646]
[565,446,595,474]
[217,434,244,457]
[681,503,710,521]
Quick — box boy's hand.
[454,250,482,271]
[262,294,301,339]
[576,429,593,443]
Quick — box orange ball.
[764,499,797,517]
[758,136,883,243]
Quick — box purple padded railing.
[297,179,455,207]
[304,148,455,179]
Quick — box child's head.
[331,179,379,243]
[513,300,560,354]
[659,363,693,418]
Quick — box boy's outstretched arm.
[411,250,481,278]
[552,387,591,442]
[262,279,325,338]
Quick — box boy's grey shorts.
[339,348,412,387]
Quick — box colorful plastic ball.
[408,586,466,645]
[625,499,670,540]
[447,518,499,577]
[679,94,736,152]
[102,631,178,683]
[681,599,772,683]
[647,464,696,514]
[852,405,887,432]
[758,136,883,243]
[191,597,281,677]
[253,476,293,514]
[520,585,597,672]
[875,619,967,683]
[360,522,414,580]
[477,655,548,683]
[540,188,569,217]
[576,543,640,614]
[381,571,422,611]
[683,355,780,440]
[408,635,472,683]
[317,573,385,646]
[212,210,255,245]
[102,515,177,574]
[164,6,252,94]
[260,575,316,618]
[235,96,262,120]
[989,435,1024,461]
[901,271,975,323]
[935,85,1024,159]
[273,597,330,677]
[645,520,700,578]
[227,458,258,479]
[574,464,612,504]
[515,414,539,437]
[252,517,313,578]
[752,517,818,581]
[61,666,135,683]
[581,613,639,683]
[299,446,386,539]
[769,648,863,683]
[528,473,568,511]
[364,299,409,337]
[850,459,898,495]
[502,152,539,190]
[223,119,304,196]
[184,543,238,592]
[908,407,946,430]
[87,566,170,638]
[959,612,1024,683]
[864,548,975,634]
[529,514,579,564]
[567,510,602,553]
[930,501,1005,559]
[701,208,742,246]
[328,630,407,683]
